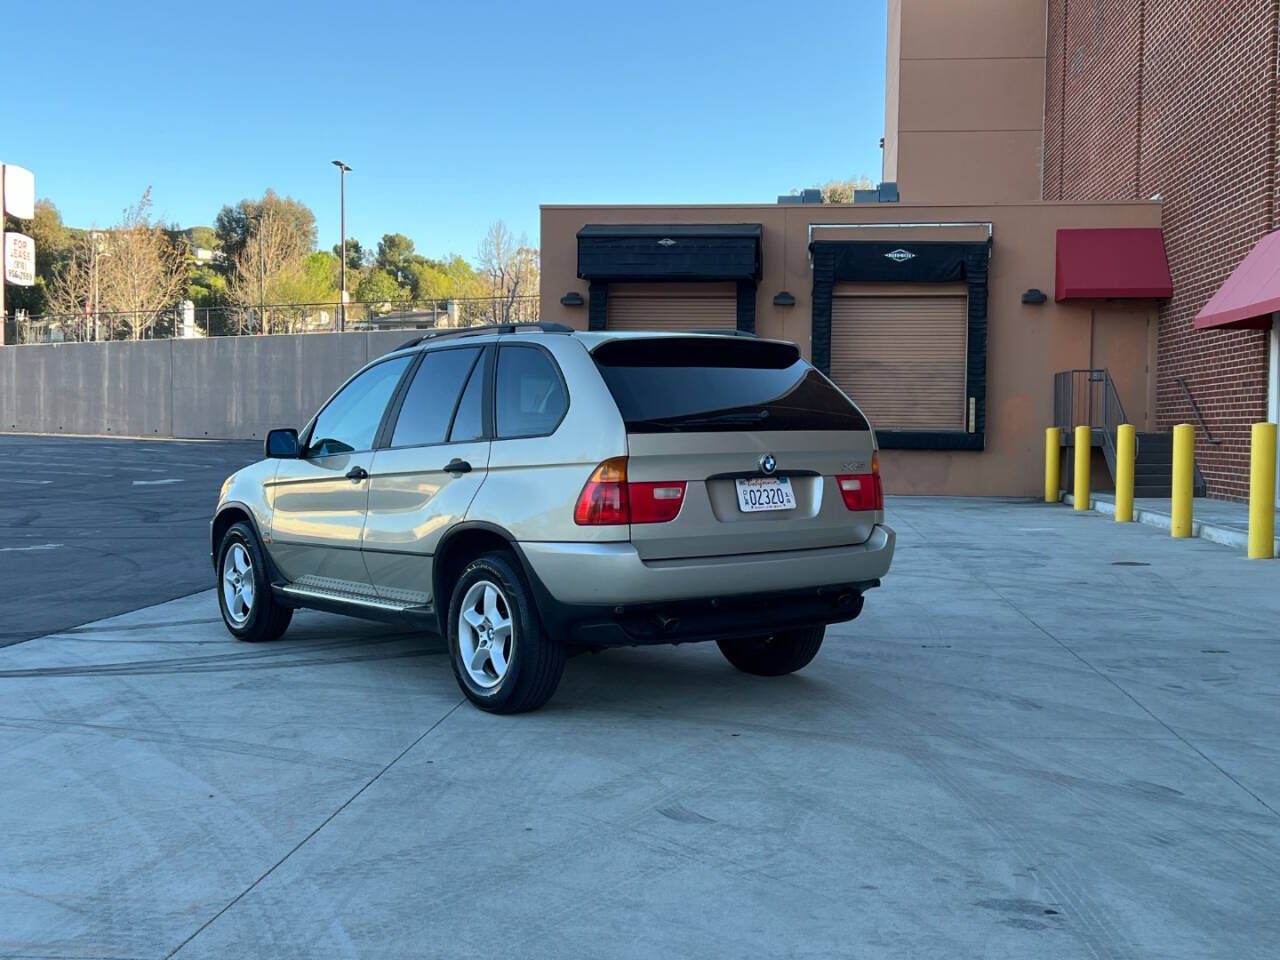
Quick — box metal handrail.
[1173,376,1223,444]
[1053,368,1129,462]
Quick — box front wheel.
[717,626,825,676]
[217,521,292,643]
[447,551,564,714]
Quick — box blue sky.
[8,0,887,261]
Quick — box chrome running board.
[278,584,413,614]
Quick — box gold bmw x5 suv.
[212,323,894,713]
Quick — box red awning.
[1055,228,1173,301]
[1194,229,1280,330]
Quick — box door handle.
[445,458,472,474]
[345,466,369,482]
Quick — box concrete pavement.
[1,496,1278,958]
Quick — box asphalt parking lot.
[2,438,1278,959]
[0,435,260,646]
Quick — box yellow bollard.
[1171,423,1194,537]
[1074,425,1091,511]
[1115,424,1135,522]
[1045,428,1061,503]
[1248,421,1277,559]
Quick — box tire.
[216,521,293,643]
[716,626,825,677]
[446,550,564,714]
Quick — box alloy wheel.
[221,542,255,626]
[457,579,514,689]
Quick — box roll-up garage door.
[830,295,968,431]
[607,296,736,332]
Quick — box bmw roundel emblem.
[759,453,777,475]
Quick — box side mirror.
[265,428,299,459]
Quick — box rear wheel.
[217,522,292,643]
[447,551,564,713]
[717,626,825,676]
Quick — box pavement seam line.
[892,507,1280,821]
[0,587,216,650]
[162,698,466,959]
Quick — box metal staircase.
[1053,369,1206,499]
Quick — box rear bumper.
[518,525,894,648]
[521,525,894,605]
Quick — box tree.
[102,191,190,339]
[43,231,95,339]
[274,251,340,304]
[476,221,539,324]
[355,269,404,305]
[186,225,219,252]
[46,189,188,340]
[214,190,316,275]
[817,176,876,204]
[332,238,365,271]
[225,208,317,333]
[375,233,416,280]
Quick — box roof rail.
[689,328,758,338]
[395,321,574,352]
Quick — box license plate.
[735,476,796,513]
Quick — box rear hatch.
[591,336,881,561]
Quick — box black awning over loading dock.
[576,224,762,282]
[577,224,763,333]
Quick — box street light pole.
[257,221,266,335]
[331,160,352,332]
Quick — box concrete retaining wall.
[0,331,413,440]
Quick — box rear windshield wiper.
[626,410,771,431]
[670,410,770,426]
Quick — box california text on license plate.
[735,476,796,512]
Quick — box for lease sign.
[4,232,36,286]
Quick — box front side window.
[391,347,482,448]
[496,346,568,438]
[306,356,412,457]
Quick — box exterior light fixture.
[773,291,796,306]
[560,291,585,307]
[1022,288,1047,304]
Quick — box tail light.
[574,457,687,525]
[574,457,629,525]
[629,481,687,523]
[836,451,883,511]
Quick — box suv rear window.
[592,337,870,433]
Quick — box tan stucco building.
[539,0,1179,497]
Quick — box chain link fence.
[9,295,541,344]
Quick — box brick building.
[1042,0,1279,500]
[541,0,1279,501]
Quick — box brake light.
[629,481,687,523]
[574,457,629,525]
[574,458,688,525]
[837,454,883,512]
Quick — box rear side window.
[390,347,481,448]
[592,337,869,433]
[448,357,486,442]
[496,346,568,438]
